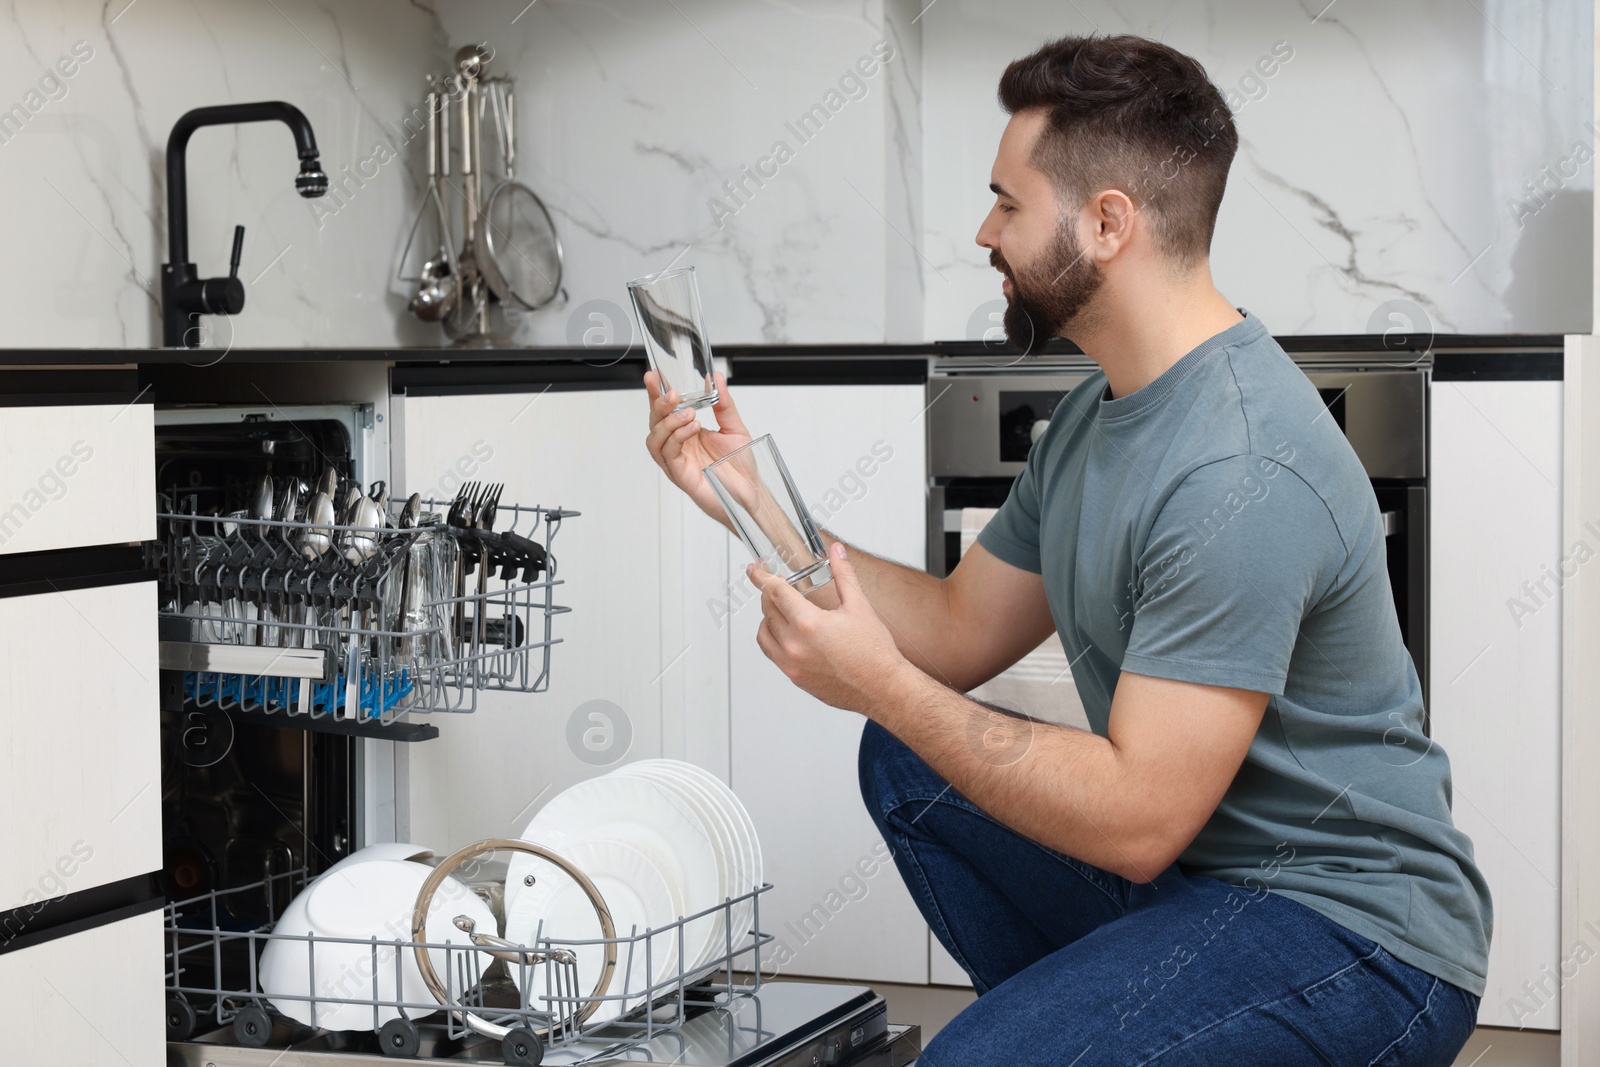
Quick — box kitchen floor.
[781,977,1560,1065]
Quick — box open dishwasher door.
[167,979,921,1065]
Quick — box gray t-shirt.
[977,309,1492,995]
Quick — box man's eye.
[997,203,1014,213]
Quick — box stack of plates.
[502,759,762,1024]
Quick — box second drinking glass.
[704,435,832,595]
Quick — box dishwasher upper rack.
[151,493,575,721]
[163,866,775,1065]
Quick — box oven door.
[926,365,1429,713]
[927,479,1089,731]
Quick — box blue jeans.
[857,720,1480,1066]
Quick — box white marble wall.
[0,0,1590,347]
[433,0,922,346]
[0,0,451,348]
[920,0,1594,339]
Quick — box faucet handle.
[194,226,245,316]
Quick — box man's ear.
[1090,188,1138,257]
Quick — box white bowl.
[321,842,435,877]
[259,858,495,1031]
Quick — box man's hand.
[750,541,912,713]
[643,369,753,528]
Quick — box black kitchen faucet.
[161,101,329,348]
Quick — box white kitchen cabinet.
[0,908,166,1066]
[930,934,972,987]
[0,402,154,556]
[398,387,690,847]
[1429,378,1563,1029]
[0,580,161,913]
[725,383,931,984]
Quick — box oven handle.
[950,507,1404,539]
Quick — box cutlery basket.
[151,494,574,722]
[163,865,775,1064]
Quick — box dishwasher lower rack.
[151,496,575,721]
[164,867,776,1065]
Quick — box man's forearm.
[871,661,1166,883]
[809,529,962,684]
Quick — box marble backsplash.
[0,0,1589,348]
[432,0,924,346]
[919,0,1595,339]
[0,0,450,348]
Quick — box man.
[645,33,1489,1066]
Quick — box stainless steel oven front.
[925,359,1430,706]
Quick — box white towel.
[958,507,1089,731]
[957,506,998,558]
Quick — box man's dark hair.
[998,34,1238,265]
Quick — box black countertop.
[0,332,1565,366]
[0,335,1565,401]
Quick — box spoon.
[344,494,384,565]
[250,475,274,528]
[399,492,422,530]
[300,490,335,561]
[368,480,390,523]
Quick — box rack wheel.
[165,995,196,1041]
[501,1026,544,1066]
[233,1005,272,1047]
[379,1017,422,1058]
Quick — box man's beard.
[993,224,1104,355]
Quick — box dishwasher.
[148,398,920,1066]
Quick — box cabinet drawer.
[0,909,165,1066]
[0,580,161,913]
[0,402,154,556]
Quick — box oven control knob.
[1031,418,1051,443]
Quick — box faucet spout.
[162,101,329,347]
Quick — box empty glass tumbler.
[628,265,719,411]
[704,435,832,595]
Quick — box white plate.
[666,763,761,953]
[682,763,764,901]
[503,838,678,1025]
[617,764,742,971]
[629,760,763,958]
[506,773,723,981]
[260,859,495,1032]
[617,767,736,966]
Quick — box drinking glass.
[704,435,832,594]
[627,265,719,411]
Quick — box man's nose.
[975,208,1000,251]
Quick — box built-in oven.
[926,356,1430,708]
